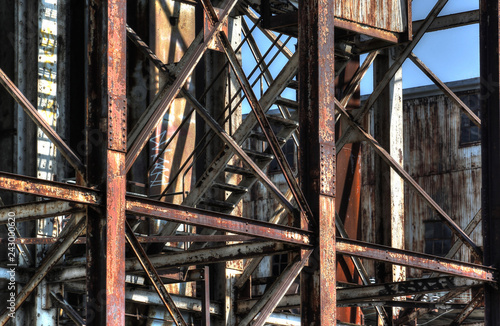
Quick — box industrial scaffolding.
[0,0,499,325]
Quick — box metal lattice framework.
[0,0,499,325]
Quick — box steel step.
[212,182,248,194]
[199,198,235,210]
[249,130,286,144]
[225,165,255,176]
[243,148,274,162]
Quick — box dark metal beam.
[450,288,484,326]
[337,238,496,282]
[50,291,85,326]
[412,10,479,33]
[0,200,84,225]
[53,241,299,282]
[409,53,481,127]
[337,277,482,304]
[0,69,85,176]
[480,0,500,324]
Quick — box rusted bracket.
[334,98,483,258]
[125,221,188,326]
[0,69,85,176]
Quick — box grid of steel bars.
[0,0,498,325]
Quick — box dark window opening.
[272,254,289,276]
[459,94,481,146]
[268,139,296,173]
[424,220,452,256]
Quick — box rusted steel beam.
[336,0,450,152]
[0,234,256,245]
[126,196,311,246]
[0,216,85,325]
[409,53,481,127]
[298,0,336,322]
[480,0,500,323]
[50,291,85,326]
[54,241,298,282]
[125,222,187,326]
[0,171,100,205]
[337,277,482,303]
[65,282,223,315]
[334,99,482,258]
[218,30,312,224]
[0,173,310,245]
[412,10,479,34]
[450,288,484,326]
[239,251,311,326]
[0,200,84,225]
[125,0,240,172]
[85,0,127,324]
[0,69,85,176]
[237,277,480,313]
[336,238,496,282]
[340,301,468,310]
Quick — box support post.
[298,0,336,323]
[373,48,406,323]
[85,0,127,325]
[480,0,500,324]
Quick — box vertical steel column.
[85,0,127,325]
[298,0,336,323]
[480,1,500,324]
[373,48,405,323]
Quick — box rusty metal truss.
[0,0,499,325]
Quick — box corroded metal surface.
[0,171,100,204]
[480,1,500,323]
[298,0,337,322]
[337,238,497,282]
[126,196,312,245]
[85,0,127,324]
[334,0,409,33]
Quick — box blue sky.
[240,1,480,111]
[361,0,480,94]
